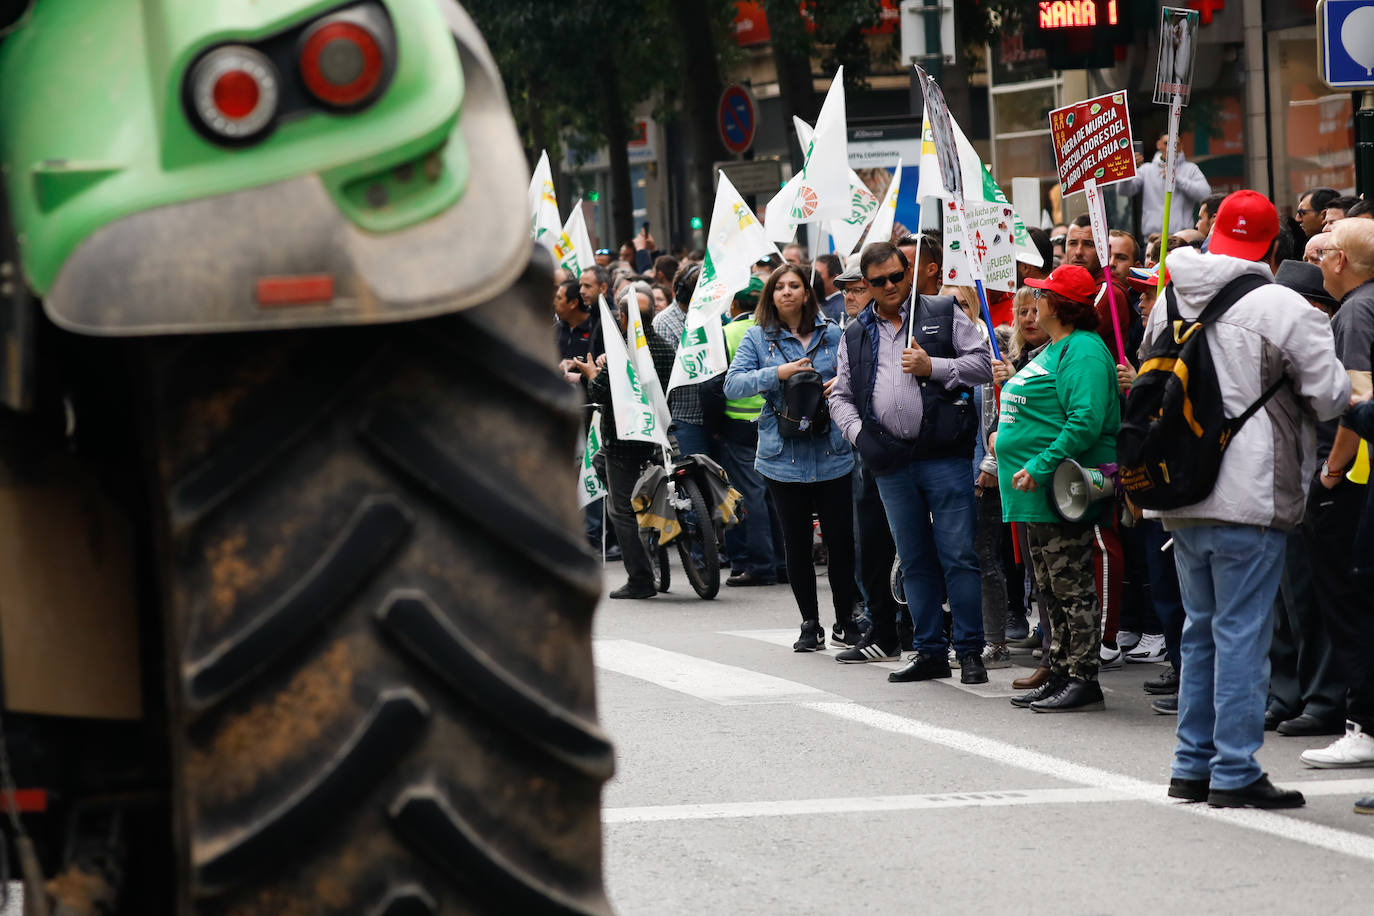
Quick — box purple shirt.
[829,300,993,444]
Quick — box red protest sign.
[1048,91,1136,197]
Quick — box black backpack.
[1117,273,1285,510]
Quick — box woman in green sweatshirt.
[991,264,1120,714]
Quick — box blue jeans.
[875,456,982,656]
[1171,524,1285,790]
[671,421,711,460]
[716,437,776,579]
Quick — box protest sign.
[942,200,1017,293]
[1154,7,1199,105]
[1048,92,1137,198]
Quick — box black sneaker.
[887,652,952,683]
[1031,677,1105,713]
[958,651,988,685]
[1151,695,1178,715]
[1354,795,1374,815]
[1207,774,1305,809]
[831,621,860,648]
[1004,610,1030,641]
[1143,666,1180,695]
[609,582,656,599]
[1010,674,1068,708]
[836,630,900,664]
[793,620,826,653]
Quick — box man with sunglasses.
[829,241,993,683]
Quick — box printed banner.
[1049,91,1137,197]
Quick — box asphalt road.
[594,558,1374,916]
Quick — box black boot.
[1207,774,1305,809]
[1030,677,1105,713]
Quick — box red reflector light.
[300,21,385,107]
[0,789,48,813]
[188,45,279,140]
[212,70,261,119]
[256,275,336,307]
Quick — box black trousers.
[765,474,857,625]
[1304,478,1374,731]
[605,451,654,590]
[1270,530,1345,722]
[854,458,899,639]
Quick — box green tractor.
[0,1,611,912]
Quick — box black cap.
[1275,260,1336,308]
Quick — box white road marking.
[604,787,1124,823]
[594,639,840,705]
[719,628,1020,696]
[811,702,1374,863]
[605,778,1374,825]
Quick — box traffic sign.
[1318,0,1374,90]
[714,158,782,197]
[718,84,757,156]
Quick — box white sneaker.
[1115,629,1142,652]
[1300,722,1374,769]
[982,644,1013,669]
[1126,633,1167,664]
[1099,644,1124,670]
[949,647,960,668]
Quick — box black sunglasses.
[865,269,906,288]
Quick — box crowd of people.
[554,187,1374,813]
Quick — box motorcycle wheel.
[674,477,720,600]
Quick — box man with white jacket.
[1144,191,1350,809]
[1116,133,1212,238]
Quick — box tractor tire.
[143,260,613,915]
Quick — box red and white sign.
[1048,91,1137,196]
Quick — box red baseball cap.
[1023,264,1096,305]
[1209,190,1279,262]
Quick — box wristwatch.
[1321,460,1345,480]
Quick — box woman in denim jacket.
[725,264,857,652]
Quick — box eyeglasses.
[1032,288,1047,299]
[1296,208,1318,217]
[1320,247,1343,261]
[865,269,906,288]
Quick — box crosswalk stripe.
[593,639,841,705]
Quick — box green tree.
[465,1,680,247]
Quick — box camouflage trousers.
[1025,521,1103,680]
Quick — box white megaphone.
[1050,459,1114,523]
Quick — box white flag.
[560,206,596,277]
[528,150,565,253]
[622,287,671,434]
[598,296,669,447]
[828,173,881,256]
[765,70,849,240]
[865,158,902,249]
[668,173,780,392]
[578,411,606,507]
[915,111,1044,269]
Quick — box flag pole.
[1156,94,1182,297]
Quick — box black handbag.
[775,369,831,438]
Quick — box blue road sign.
[1318,0,1374,89]
[718,85,757,156]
